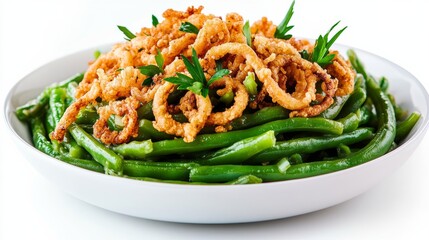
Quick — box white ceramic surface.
[4,44,429,224]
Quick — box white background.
[1,0,428,239]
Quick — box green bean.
[137,101,155,120]
[49,87,67,133]
[247,128,373,164]
[136,119,174,140]
[75,108,99,125]
[357,106,371,126]
[379,76,389,92]
[337,112,360,133]
[69,123,123,175]
[137,106,289,139]
[190,158,290,183]
[15,73,84,121]
[336,143,352,157]
[16,92,49,121]
[362,99,378,127]
[30,116,58,157]
[387,93,408,121]
[229,106,289,130]
[289,153,303,165]
[55,156,202,176]
[189,164,277,182]
[189,54,397,183]
[219,90,234,104]
[63,136,92,159]
[124,161,199,168]
[347,49,368,79]
[111,139,153,159]
[195,130,276,165]
[57,155,104,173]
[167,90,186,103]
[123,162,191,180]
[338,83,367,118]
[66,81,79,102]
[45,108,56,134]
[146,117,343,157]
[49,87,89,158]
[395,112,420,143]
[318,95,350,119]
[44,107,66,154]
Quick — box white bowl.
[4,44,429,224]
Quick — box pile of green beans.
[16,50,421,184]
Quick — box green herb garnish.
[302,21,347,67]
[155,49,164,70]
[139,51,164,86]
[274,0,295,40]
[139,65,162,76]
[165,49,230,97]
[152,15,159,27]
[93,50,101,60]
[242,20,252,47]
[117,25,136,41]
[179,22,199,34]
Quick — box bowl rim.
[4,42,429,190]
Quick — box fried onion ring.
[191,18,230,56]
[93,97,140,145]
[152,82,212,142]
[206,76,249,126]
[205,42,313,110]
[76,44,135,98]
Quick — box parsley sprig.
[274,0,295,40]
[165,49,230,97]
[117,25,136,41]
[139,50,164,86]
[179,22,199,34]
[301,21,347,67]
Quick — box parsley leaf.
[207,69,230,86]
[179,22,199,34]
[139,65,162,76]
[302,21,347,67]
[139,51,165,86]
[274,0,295,40]
[165,49,230,97]
[242,20,252,47]
[117,25,136,41]
[152,15,159,27]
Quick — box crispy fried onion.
[77,44,136,98]
[268,54,338,117]
[51,67,143,141]
[52,6,356,144]
[250,17,276,38]
[50,81,101,141]
[152,82,212,142]
[93,97,140,145]
[205,42,315,110]
[206,76,249,127]
[326,51,356,96]
[191,18,230,56]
